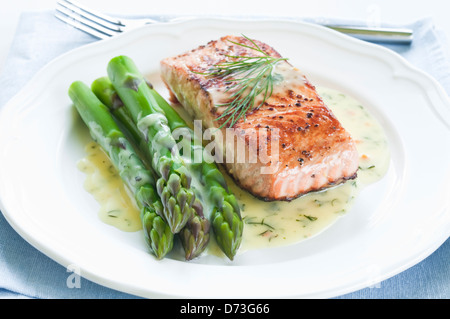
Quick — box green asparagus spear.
[92,76,210,260]
[107,55,195,234]
[68,81,173,259]
[93,75,243,260]
[149,88,243,260]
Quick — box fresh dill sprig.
[198,34,288,128]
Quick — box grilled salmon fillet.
[160,35,359,201]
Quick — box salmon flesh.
[160,35,359,201]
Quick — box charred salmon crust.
[160,35,359,201]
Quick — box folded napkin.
[0,10,449,299]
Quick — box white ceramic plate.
[0,18,449,299]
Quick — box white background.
[2,0,450,74]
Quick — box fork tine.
[61,0,124,26]
[55,11,110,40]
[57,0,122,32]
[56,5,119,38]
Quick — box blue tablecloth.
[0,10,448,299]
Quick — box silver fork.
[55,0,413,44]
[55,0,160,39]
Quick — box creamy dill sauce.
[77,142,142,232]
[77,87,389,255]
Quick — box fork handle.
[165,17,414,44]
[323,25,413,44]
